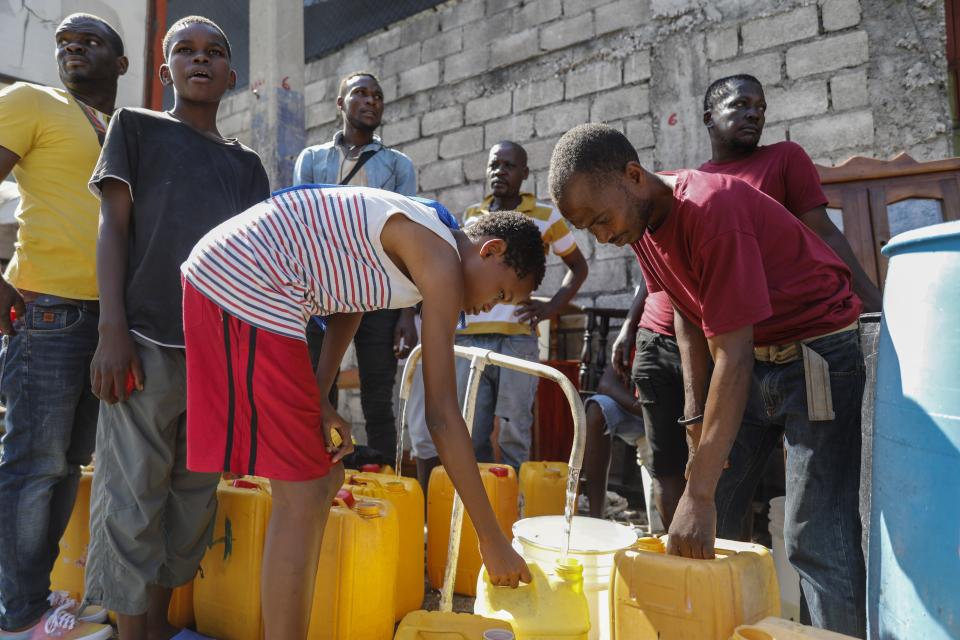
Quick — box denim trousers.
[714,330,866,638]
[0,296,100,630]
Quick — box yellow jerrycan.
[611,536,780,640]
[394,610,514,639]
[50,467,94,601]
[518,461,568,517]
[306,492,399,640]
[194,477,272,640]
[475,558,591,639]
[345,472,424,620]
[730,617,860,640]
[427,464,518,596]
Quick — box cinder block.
[789,110,874,156]
[367,28,402,58]
[591,85,650,122]
[765,80,829,123]
[399,13,441,47]
[595,292,635,309]
[822,0,861,31]
[513,0,563,31]
[525,135,562,171]
[436,183,485,217]
[486,0,519,16]
[786,31,868,78]
[710,51,782,86]
[540,12,594,51]
[444,47,491,83]
[464,149,492,182]
[381,115,420,145]
[596,0,652,35]
[624,49,652,84]
[419,158,465,191]
[464,11,512,49]
[562,0,597,18]
[566,60,622,99]
[466,90,513,124]
[304,79,334,108]
[484,113,535,148]
[305,105,336,130]
[380,75,398,103]
[741,6,818,53]
[439,126,485,159]
[761,124,787,144]
[422,28,464,63]
[580,258,628,294]
[535,100,589,137]
[625,116,655,148]
[422,105,464,135]
[706,26,738,61]
[490,28,541,68]
[399,137,439,167]
[440,1,486,31]
[513,78,565,112]
[398,61,441,96]
[381,42,421,78]
[831,70,869,110]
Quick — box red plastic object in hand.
[125,370,137,395]
[360,464,382,473]
[335,488,356,508]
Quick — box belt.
[752,321,859,422]
[20,290,99,312]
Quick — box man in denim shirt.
[293,71,418,461]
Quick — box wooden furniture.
[817,154,960,289]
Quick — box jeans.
[455,333,540,470]
[631,329,687,478]
[714,330,866,638]
[0,296,99,630]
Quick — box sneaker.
[0,601,112,639]
[47,593,107,625]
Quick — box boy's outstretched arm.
[315,311,363,462]
[392,220,532,588]
[91,178,141,403]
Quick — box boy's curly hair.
[162,15,231,61]
[464,212,546,288]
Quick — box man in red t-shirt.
[549,124,866,638]
[699,73,882,313]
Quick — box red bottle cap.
[361,464,381,473]
[232,479,259,490]
[335,488,356,508]
[489,466,509,478]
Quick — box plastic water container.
[344,472,424,620]
[512,515,636,640]
[50,467,93,601]
[730,616,859,639]
[610,536,780,640]
[166,581,194,628]
[475,558,591,639]
[870,221,960,639]
[307,494,399,640]
[394,610,513,639]
[427,464,518,596]
[518,461,567,518]
[195,478,272,640]
[767,497,801,622]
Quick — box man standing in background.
[293,71,418,461]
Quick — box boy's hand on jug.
[480,533,533,587]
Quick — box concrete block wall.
[217,0,950,430]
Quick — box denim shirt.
[292,131,417,196]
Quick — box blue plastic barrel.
[869,221,960,639]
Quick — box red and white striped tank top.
[181,185,459,341]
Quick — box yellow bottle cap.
[634,536,666,553]
[356,501,381,518]
[386,481,405,493]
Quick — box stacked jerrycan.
[475,558,591,639]
[869,221,960,639]
[427,463,519,596]
[343,470,424,621]
[50,467,94,602]
[610,536,780,639]
[730,617,859,639]
[306,488,399,640]
[518,461,567,517]
[394,611,514,640]
[194,477,272,640]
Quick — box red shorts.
[183,281,331,481]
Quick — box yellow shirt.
[0,82,108,299]
[459,193,577,336]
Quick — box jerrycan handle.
[481,560,546,594]
[347,475,384,488]
[333,488,356,508]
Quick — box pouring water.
[560,466,581,559]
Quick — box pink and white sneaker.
[46,593,107,625]
[0,599,112,639]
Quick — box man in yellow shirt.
[0,13,126,640]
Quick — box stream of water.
[560,466,581,559]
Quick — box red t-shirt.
[638,291,674,337]
[698,141,827,218]
[631,170,861,346]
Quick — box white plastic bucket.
[769,496,802,621]
[512,516,637,640]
